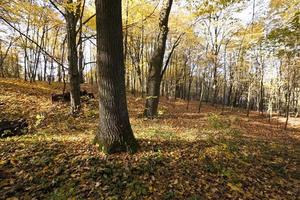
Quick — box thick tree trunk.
[124,0,130,90]
[144,0,173,118]
[94,0,138,154]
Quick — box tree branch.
[49,0,66,18]
[76,13,95,34]
[84,61,96,66]
[160,33,184,78]
[123,1,159,30]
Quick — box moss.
[93,134,139,154]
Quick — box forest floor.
[0,78,299,200]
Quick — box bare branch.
[0,15,66,69]
[161,33,185,78]
[49,0,66,18]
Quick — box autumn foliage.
[0,79,299,199]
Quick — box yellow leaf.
[227,183,243,193]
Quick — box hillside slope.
[0,79,299,200]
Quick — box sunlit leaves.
[188,0,245,16]
[267,0,300,57]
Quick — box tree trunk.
[61,38,67,94]
[78,42,84,83]
[43,54,48,81]
[186,75,193,110]
[268,95,273,123]
[259,76,264,115]
[94,0,138,154]
[285,92,290,130]
[227,56,233,106]
[212,62,218,105]
[246,83,252,117]
[198,79,204,113]
[124,0,130,90]
[65,0,81,114]
[144,0,173,118]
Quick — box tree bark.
[94,0,138,154]
[198,78,204,113]
[144,0,173,118]
[65,0,81,114]
[78,42,84,83]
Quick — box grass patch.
[136,126,177,140]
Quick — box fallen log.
[52,90,94,103]
[51,92,71,102]
[87,92,95,99]
[80,90,95,98]
[0,119,28,138]
[80,90,88,96]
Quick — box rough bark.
[94,0,138,154]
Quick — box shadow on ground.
[1,131,299,200]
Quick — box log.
[51,90,94,103]
[80,90,88,96]
[51,92,71,102]
[87,93,95,99]
[0,119,28,138]
[80,90,94,98]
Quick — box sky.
[234,0,271,24]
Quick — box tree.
[49,0,83,114]
[94,0,138,154]
[64,0,82,114]
[0,39,14,77]
[144,0,174,118]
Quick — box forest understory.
[0,79,299,200]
